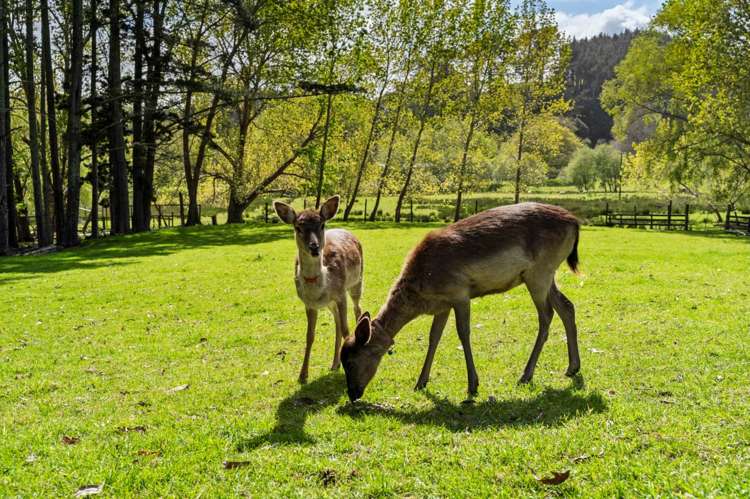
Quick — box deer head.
[341,313,391,401]
[274,196,340,257]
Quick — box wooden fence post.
[410,199,413,223]
[264,202,269,223]
[179,192,185,226]
[668,200,673,229]
[633,205,637,228]
[211,214,217,225]
[363,199,367,222]
[604,202,609,225]
[303,198,307,209]
[685,204,690,230]
[474,199,478,214]
[725,204,732,230]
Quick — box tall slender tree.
[24,0,51,246]
[0,0,7,254]
[41,0,64,242]
[89,0,99,238]
[109,0,130,234]
[131,0,147,231]
[63,0,84,246]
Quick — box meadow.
[1,221,749,496]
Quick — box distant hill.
[565,30,638,146]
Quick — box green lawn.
[1,223,749,496]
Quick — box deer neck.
[373,287,419,341]
[297,251,324,284]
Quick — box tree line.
[0,0,571,253]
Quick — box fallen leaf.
[535,470,570,485]
[117,426,147,434]
[589,348,603,354]
[571,454,590,463]
[198,337,208,343]
[167,384,189,393]
[61,435,80,445]
[25,453,37,464]
[74,484,103,497]
[319,469,337,486]
[260,370,270,376]
[136,449,161,457]
[660,399,675,405]
[223,460,251,469]
[136,400,150,407]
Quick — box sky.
[544,0,662,39]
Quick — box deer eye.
[321,224,325,230]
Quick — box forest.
[0,0,748,253]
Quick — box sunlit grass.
[1,223,748,496]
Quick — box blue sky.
[525,0,663,38]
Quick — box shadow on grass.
[235,371,346,451]
[0,224,290,282]
[338,375,606,432]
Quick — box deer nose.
[308,242,320,256]
[347,386,363,402]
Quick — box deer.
[273,195,364,384]
[341,202,581,402]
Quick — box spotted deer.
[274,196,364,383]
[341,202,581,401]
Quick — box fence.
[603,200,690,231]
[723,205,750,235]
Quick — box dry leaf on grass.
[319,469,337,487]
[74,484,103,497]
[167,384,189,393]
[535,470,570,485]
[136,449,161,457]
[61,435,80,445]
[223,460,251,469]
[117,426,147,434]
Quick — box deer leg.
[549,281,580,377]
[330,299,348,370]
[349,281,363,320]
[454,301,479,396]
[519,280,554,384]
[299,308,318,384]
[415,310,450,390]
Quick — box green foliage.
[564,143,621,192]
[602,0,750,207]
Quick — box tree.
[450,0,513,221]
[109,0,130,234]
[24,0,51,246]
[504,0,569,203]
[602,1,750,212]
[0,0,7,254]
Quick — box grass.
[1,222,749,496]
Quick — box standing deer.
[274,196,364,383]
[341,202,581,401]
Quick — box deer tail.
[567,226,580,274]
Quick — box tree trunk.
[0,0,8,254]
[344,69,389,221]
[131,0,147,232]
[454,113,478,222]
[514,123,525,204]
[62,0,84,246]
[141,0,164,231]
[315,92,334,209]
[395,62,436,223]
[89,0,98,238]
[109,0,130,234]
[25,0,51,247]
[2,3,15,249]
[41,0,64,243]
[39,66,55,238]
[226,192,248,224]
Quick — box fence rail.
[723,205,750,235]
[604,201,690,231]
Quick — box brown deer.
[341,202,581,401]
[274,196,364,383]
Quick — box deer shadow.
[235,371,346,451]
[337,375,606,431]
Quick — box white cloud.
[555,1,654,39]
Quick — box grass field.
[1,222,749,496]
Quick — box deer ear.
[319,195,340,221]
[273,201,296,224]
[354,313,372,346]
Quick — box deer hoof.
[517,375,532,385]
[468,380,479,396]
[330,362,341,371]
[565,366,580,377]
[414,379,428,391]
[298,373,308,384]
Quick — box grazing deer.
[341,202,581,401]
[274,196,364,383]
